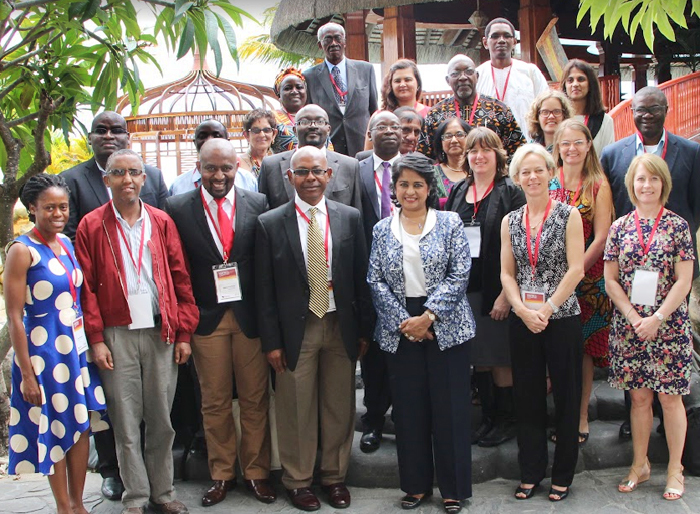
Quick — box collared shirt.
[294,194,335,312]
[324,57,348,92]
[97,161,113,200]
[635,129,667,157]
[201,185,236,260]
[169,167,258,196]
[112,201,159,313]
[372,152,400,216]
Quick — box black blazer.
[445,176,526,315]
[258,149,363,213]
[61,157,169,241]
[358,155,383,248]
[255,199,373,371]
[165,187,269,337]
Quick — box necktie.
[307,207,329,318]
[331,65,346,105]
[380,161,392,219]
[214,197,233,258]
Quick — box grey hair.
[317,22,345,42]
[106,148,144,172]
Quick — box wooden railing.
[609,71,700,140]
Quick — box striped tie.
[307,207,329,318]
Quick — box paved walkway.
[0,468,698,514]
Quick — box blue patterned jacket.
[367,208,475,353]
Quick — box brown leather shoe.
[149,499,189,514]
[287,487,321,511]
[322,483,351,509]
[245,479,277,503]
[201,480,236,507]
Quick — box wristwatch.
[546,298,559,314]
[425,310,437,322]
[654,311,665,322]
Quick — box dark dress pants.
[360,339,392,432]
[509,314,582,487]
[386,297,472,500]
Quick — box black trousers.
[386,297,472,500]
[509,314,582,487]
[94,428,119,478]
[360,339,392,432]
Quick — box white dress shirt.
[372,153,400,215]
[201,185,236,260]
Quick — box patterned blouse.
[508,201,580,318]
[418,94,526,160]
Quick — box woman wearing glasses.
[526,90,574,153]
[432,118,472,208]
[549,119,614,445]
[240,109,278,177]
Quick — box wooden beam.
[381,5,417,75]
[345,11,368,61]
[439,29,462,46]
[518,0,551,77]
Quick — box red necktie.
[214,197,233,257]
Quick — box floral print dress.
[604,210,695,394]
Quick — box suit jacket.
[61,157,168,241]
[359,155,384,248]
[257,149,363,213]
[164,187,269,337]
[303,59,378,157]
[255,199,373,371]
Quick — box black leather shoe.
[619,420,632,440]
[471,418,493,445]
[101,477,125,501]
[400,491,432,510]
[360,429,381,453]
[478,421,516,447]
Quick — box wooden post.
[345,11,369,61]
[518,0,550,76]
[381,5,417,76]
[633,61,649,92]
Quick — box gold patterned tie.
[307,207,329,318]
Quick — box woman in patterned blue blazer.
[367,153,475,514]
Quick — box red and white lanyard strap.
[32,228,79,309]
[491,65,512,102]
[558,168,583,206]
[525,197,552,277]
[201,189,236,263]
[471,180,495,221]
[329,73,348,101]
[454,94,479,126]
[636,130,668,161]
[113,202,147,288]
[634,206,664,258]
[295,204,330,267]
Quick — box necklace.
[443,162,465,173]
[401,210,428,230]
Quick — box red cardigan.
[75,202,199,345]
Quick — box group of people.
[5,14,699,514]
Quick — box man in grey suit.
[303,22,378,157]
[258,104,363,213]
[255,146,372,511]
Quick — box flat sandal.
[618,459,651,493]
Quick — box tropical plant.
[46,130,91,175]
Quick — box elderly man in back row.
[418,54,525,160]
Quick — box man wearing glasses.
[60,111,169,502]
[75,149,198,514]
[475,18,549,140]
[256,145,372,511]
[258,104,363,212]
[303,22,378,157]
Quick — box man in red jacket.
[75,149,198,514]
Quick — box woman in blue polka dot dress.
[4,174,108,514]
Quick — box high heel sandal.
[514,483,539,500]
[663,467,685,501]
[618,459,651,493]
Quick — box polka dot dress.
[8,234,108,476]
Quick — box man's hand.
[358,338,370,359]
[174,342,191,364]
[91,342,114,370]
[267,349,287,374]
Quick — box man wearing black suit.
[60,111,168,501]
[255,146,372,511]
[258,104,362,213]
[357,111,402,453]
[303,22,378,157]
[165,139,275,508]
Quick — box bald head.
[197,139,238,199]
[89,111,130,167]
[446,55,477,103]
[295,104,331,148]
[632,86,668,144]
[195,120,228,152]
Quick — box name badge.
[128,292,155,330]
[72,316,89,355]
[213,262,242,303]
[630,268,659,306]
[464,222,481,258]
[521,287,546,310]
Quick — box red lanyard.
[295,204,330,266]
[32,228,79,309]
[282,109,296,125]
[584,114,589,126]
[636,130,667,160]
[634,206,664,257]
[113,202,147,288]
[471,180,495,219]
[454,94,479,125]
[558,168,583,206]
[491,65,512,102]
[525,198,552,277]
[329,72,348,100]
[201,189,236,262]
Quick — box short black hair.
[391,153,439,210]
[484,17,516,39]
[20,174,70,223]
[432,117,472,164]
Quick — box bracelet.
[546,298,559,313]
[626,306,634,319]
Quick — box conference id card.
[213,262,242,303]
[630,268,659,306]
[521,287,546,310]
[72,316,89,355]
[464,222,481,258]
[128,293,155,330]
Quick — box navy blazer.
[61,157,168,241]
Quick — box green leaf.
[204,10,222,75]
[68,1,88,20]
[177,17,195,59]
[190,12,209,69]
[653,5,677,41]
[175,1,195,21]
[0,139,7,172]
[216,12,239,66]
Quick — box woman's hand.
[489,292,511,321]
[399,315,433,341]
[518,308,548,334]
[21,373,42,407]
[633,316,661,341]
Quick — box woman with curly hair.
[526,90,574,153]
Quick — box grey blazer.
[257,149,363,214]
